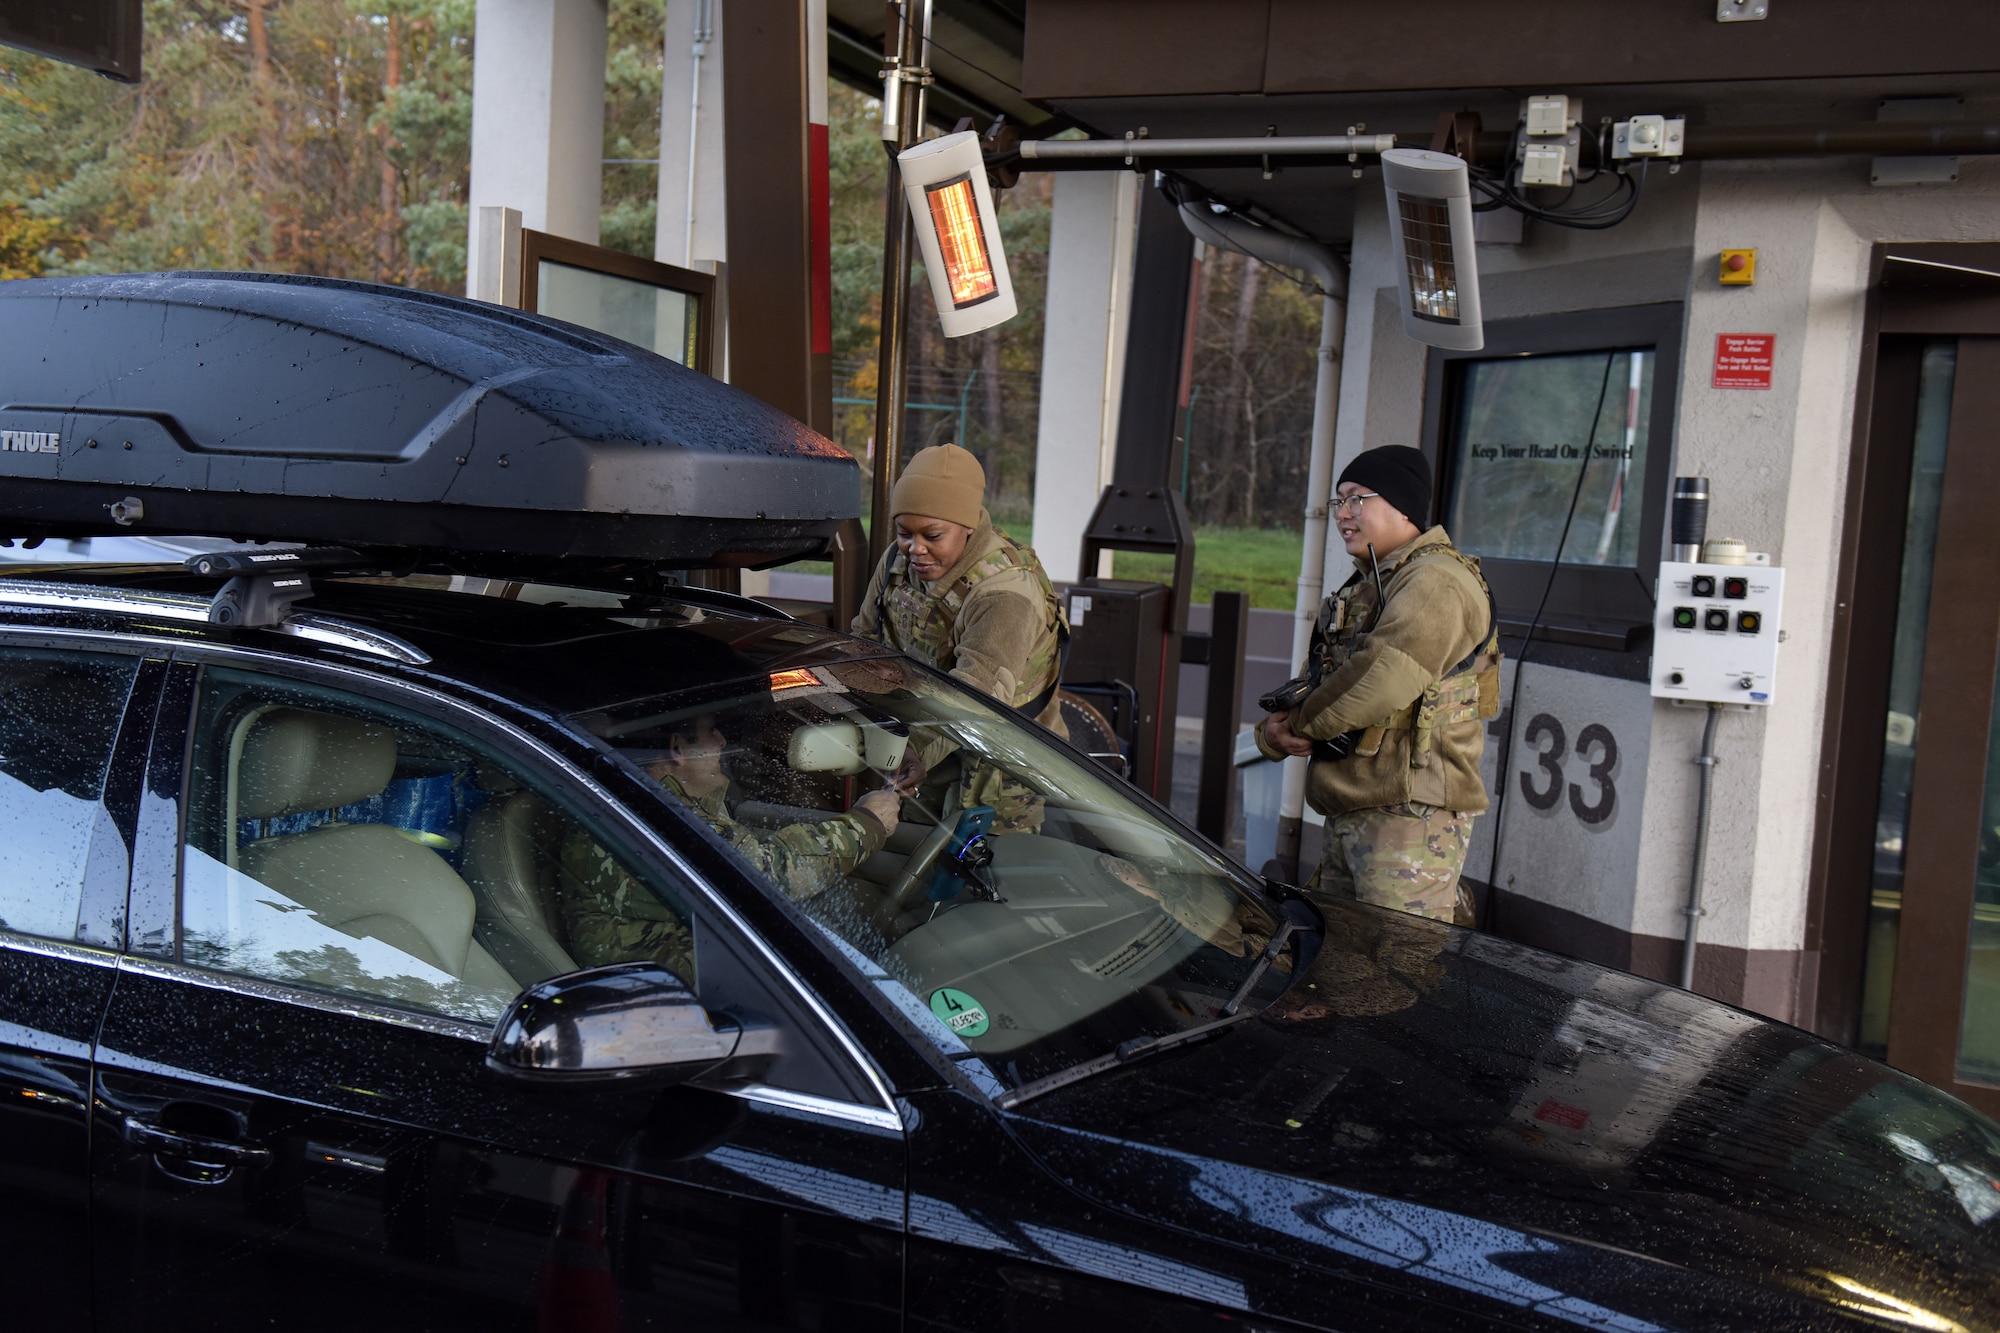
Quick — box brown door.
[1867,335,2000,1115]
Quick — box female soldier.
[851,443,1067,829]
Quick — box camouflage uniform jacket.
[852,510,1068,736]
[557,775,887,979]
[1256,526,1496,817]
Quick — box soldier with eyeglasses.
[1256,446,1499,925]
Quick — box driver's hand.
[854,787,902,837]
[1262,711,1314,758]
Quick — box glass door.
[1865,335,2000,1116]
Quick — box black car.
[0,273,1995,1332]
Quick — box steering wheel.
[874,781,961,931]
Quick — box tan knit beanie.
[889,443,986,528]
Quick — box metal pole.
[1019,133,1397,162]
[1680,702,1723,991]
[1197,590,1249,844]
[867,2,918,569]
[956,368,977,446]
[680,0,713,268]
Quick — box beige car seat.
[234,708,517,998]
[461,790,579,982]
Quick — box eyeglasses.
[1331,492,1380,515]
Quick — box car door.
[0,644,160,1325]
[91,655,906,1332]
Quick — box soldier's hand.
[855,787,903,837]
[1263,711,1314,758]
[891,747,928,791]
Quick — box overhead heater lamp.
[1380,148,1484,351]
[899,130,1018,337]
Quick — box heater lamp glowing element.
[924,174,1000,309]
[1381,148,1484,350]
[899,131,1018,337]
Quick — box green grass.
[1116,526,1304,610]
[771,520,1307,611]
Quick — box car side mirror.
[485,962,776,1085]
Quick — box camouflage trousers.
[1313,802,1476,926]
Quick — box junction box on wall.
[1650,560,1785,705]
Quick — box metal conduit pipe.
[1680,702,1723,991]
[1177,202,1348,883]
[680,0,714,269]
[1022,134,1397,161]
[1009,123,2000,173]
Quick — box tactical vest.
[876,531,1068,714]
[1314,542,1502,768]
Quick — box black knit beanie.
[1337,446,1432,528]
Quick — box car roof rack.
[179,545,394,628]
[0,272,860,575]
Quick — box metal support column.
[866,1,928,569]
[1197,590,1248,844]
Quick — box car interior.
[189,694,638,1017]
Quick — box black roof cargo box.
[0,272,859,570]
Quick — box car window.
[568,652,1294,1097]
[180,667,700,1025]
[0,648,139,943]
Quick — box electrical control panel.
[1650,561,1785,705]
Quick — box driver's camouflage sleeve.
[557,776,889,976]
[666,779,888,900]
[557,830,698,983]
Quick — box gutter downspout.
[1177,203,1348,882]
[681,0,714,268]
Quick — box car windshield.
[568,652,1299,1096]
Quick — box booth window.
[1422,303,1683,652]
[519,228,716,375]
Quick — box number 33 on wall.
[1518,712,1618,825]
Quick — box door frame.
[1810,244,2000,1113]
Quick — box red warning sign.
[1713,332,1775,389]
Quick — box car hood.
[1007,901,2000,1331]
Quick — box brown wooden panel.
[1886,337,2000,1101]
[1807,330,1922,1045]
[1020,0,1269,100]
[723,0,812,424]
[1264,0,2000,94]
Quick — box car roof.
[0,561,885,720]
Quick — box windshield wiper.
[1220,918,1303,1016]
[993,913,1315,1111]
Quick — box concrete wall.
[1032,171,1141,585]
[655,0,728,271]
[1329,144,2000,1024]
[466,0,609,296]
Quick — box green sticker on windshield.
[928,987,990,1039]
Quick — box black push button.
[1704,608,1729,631]
[1672,606,1697,629]
[1737,610,1761,634]
[1691,574,1716,597]
[1723,576,1749,599]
